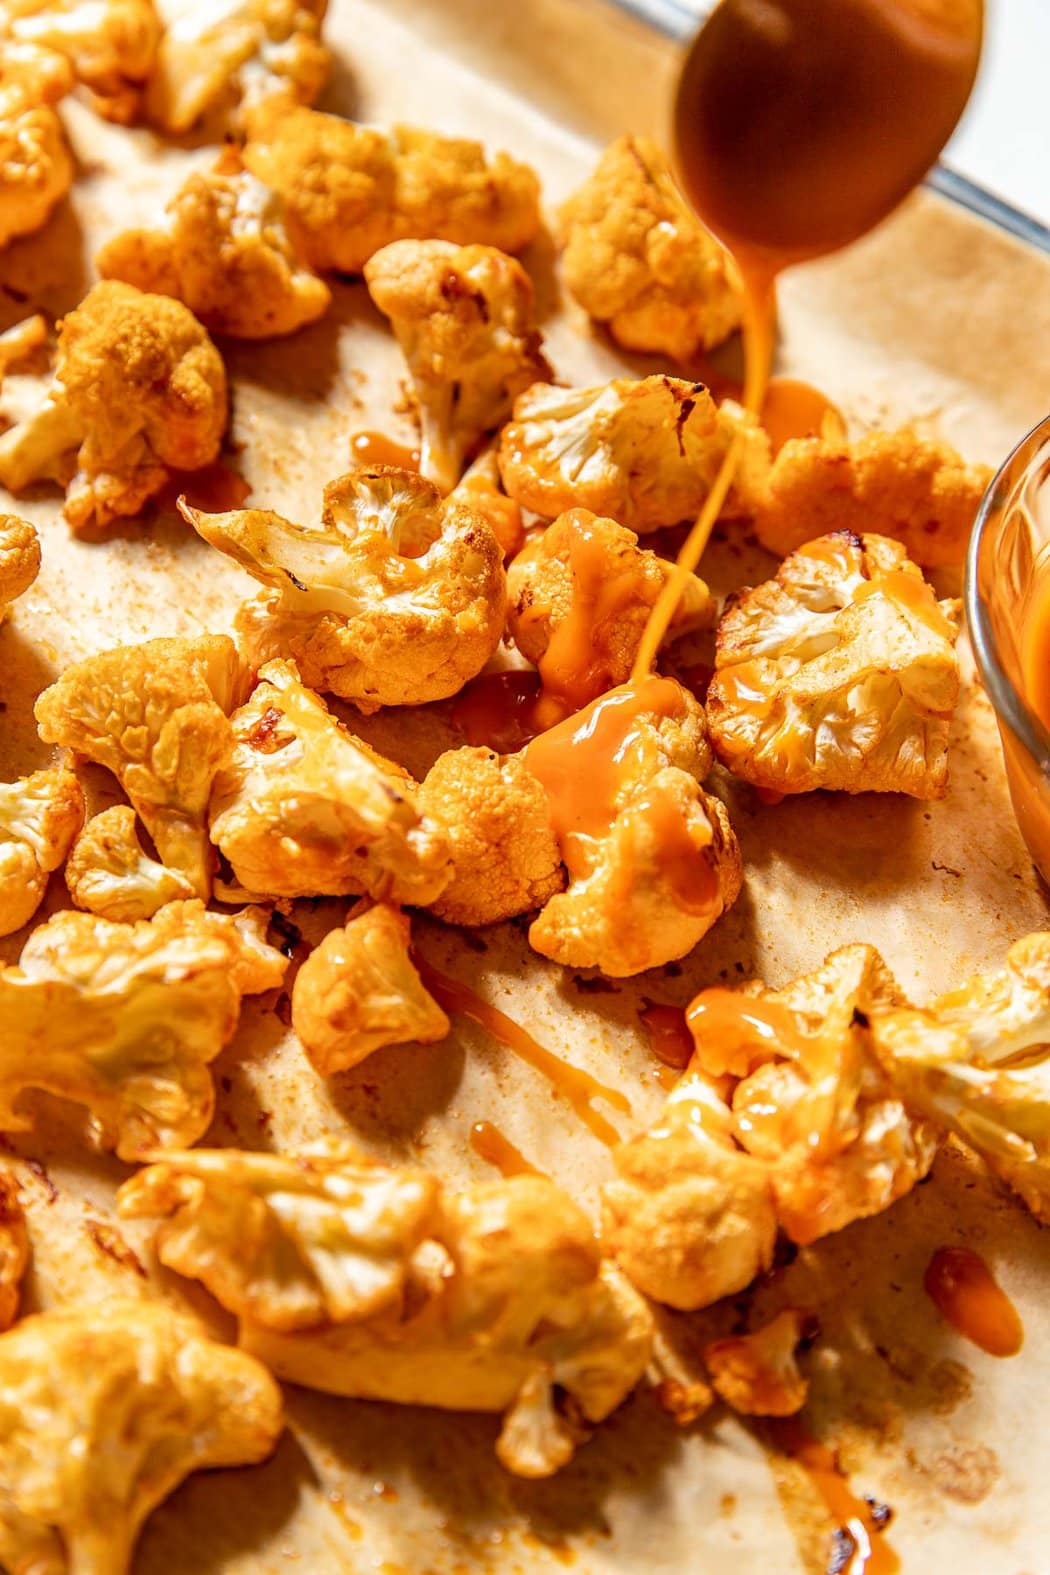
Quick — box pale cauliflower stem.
[182,467,506,711]
[0,900,285,1158]
[291,903,450,1076]
[418,746,564,927]
[558,135,741,362]
[0,1171,27,1331]
[508,509,713,709]
[525,681,743,977]
[449,443,524,560]
[126,1148,654,1478]
[0,280,227,531]
[2,0,160,122]
[0,513,39,622]
[751,427,992,570]
[707,530,961,798]
[703,1309,813,1418]
[65,804,196,922]
[0,1300,282,1575]
[499,375,769,534]
[0,43,73,249]
[145,0,328,133]
[364,239,550,493]
[35,633,242,900]
[242,107,541,274]
[208,659,451,902]
[97,152,330,339]
[0,765,83,937]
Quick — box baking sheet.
[2,0,1050,1569]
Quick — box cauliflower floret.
[448,443,524,559]
[0,42,73,249]
[364,239,550,493]
[0,765,84,937]
[291,903,450,1076]
[418,746,564,926]
[0,1172,27,1331]
[181,467,506,710]
[558,135,741,362]
[118,1145,440,1329]
[242,108,541,274]
[207,658,451,902]
[707,531,961,798]
[35,633,241,900]
[524,677,742,976]
[0,1299,282,1575]
[602,1070,777,1309]
[508,509,714,711]
[2,0,160,122]
[498,375,768,534]
[0,281,228,531]
[0,899,286,1158]
[65,804,196,921]
[0,515,39,624]
[703,1309,812,1418]
[96,152,330,339]
[751,427,992,570]
[145,0,328,133]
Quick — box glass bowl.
[965,413,1050,883]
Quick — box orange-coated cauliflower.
[207,659,451,902]
[0,41,73,249]
[418,745,564,927]
[557,135,741,362]
[0,281,228,530]
[0,1171,27,1331]
[751,427,992,570]
[65,804,196,921]
[2,0,160,121]
[524,677,742,976]
[0,514,39,625]
[126,1147,654,1479]
[703,1309,812,1418]
[448,443,524,559]
[0,1299,282,1575]
[96,151,330,338]
[35,633,242,899]
[182,467,506,710]
[242,107,541,274]
[291,903,450,1076]
[0,899,285,1158]
[0,765,84,937]
[602,1069,777,1309]
[508,508,713,711]
[707,531,961,798]
[364,239,550,492]
[145,0,328,133]
[498,375,768,533]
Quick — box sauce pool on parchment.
[924,1245,1024,1357]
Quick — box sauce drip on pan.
[761,377,845,454]
[924,1246,1024,1357]
[639,1003,694,1072]
[686,987,810,1072]
[351,430,421,470]
[452,670,546,753]
[767,1418,900,1575]
[163,460,251,514]
[469,1120,544,1177]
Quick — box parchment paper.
[2,0,1050,1569]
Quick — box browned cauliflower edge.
[0,765,84,937]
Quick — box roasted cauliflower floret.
[364,239,550,493]
[119,1145,440,1329]
[145,0,328,133]
[0,1172,27,1332]
[751,427,992,570]
[0,765,83,937]
[65,804,196,921]
[418,745,564,926]
[182,467,506,711]
[0,42,73,249]
[97,152,330,339]
[499,375,768,533]
[242,108,541,274]
[0,515,39,624]
[0,1299,282,1575]
[291,904,450,1076]
[2,0,160,121]
[36,633,241,899]
[703,1309,812,1418]
[558,135,741,362]
[602,1070,777,1309]
[0,281,228,530]
[208,659,451,902]
[707,531,961,798]
[524,677,742,976]
[449,443,524,559]
[508,509,714,711]
[0,899,285,1158]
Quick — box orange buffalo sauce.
[639,1003,694,1073]
[1020,553,1050,735]
[451,670,546,753]
[924,1246,1024,1357]
[761,378,845,454]
[350,430,420,471]
[686,987,808,1077]
[767,1418,900,1575]
[163,460,251,514]
[469,1121,543,1178]
[851,570,955,638]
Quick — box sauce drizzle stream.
[767,1417,900,1575]
[469,1121,544,1178]
[924,1246,1024,1357]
